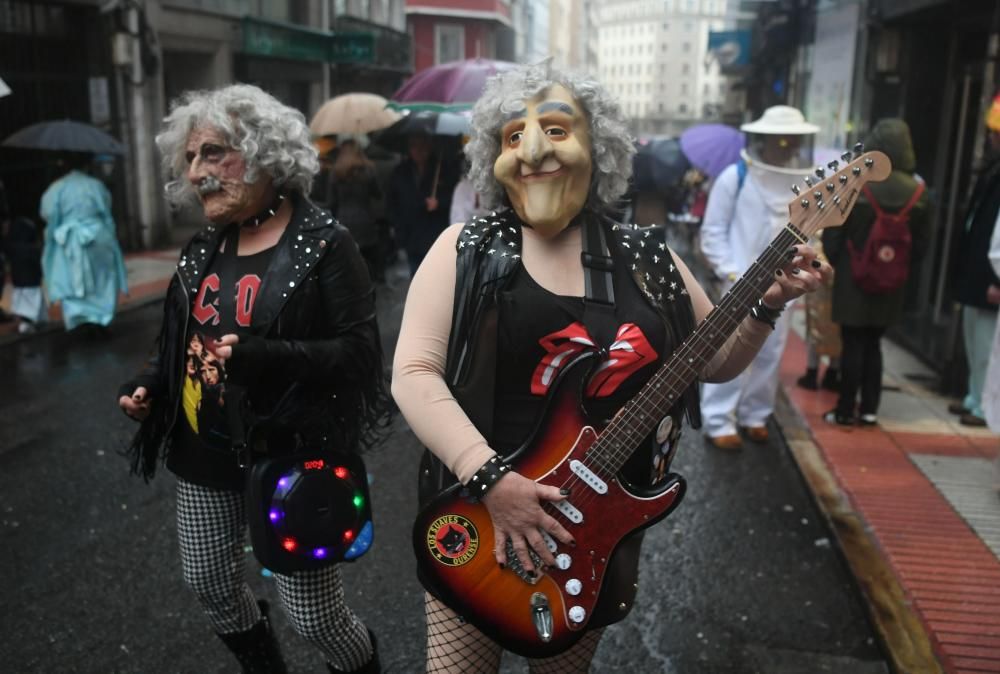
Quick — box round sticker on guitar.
[427,514,480,566]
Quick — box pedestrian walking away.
[117,84,390,674]
[698,105,820,450]
[951,92,1000,428]
[40,153,127,336]
[391,62,835,672]
[821,118,930,426]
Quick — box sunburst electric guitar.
[413,147,891,658]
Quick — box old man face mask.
[494,85,593,238]
[185,126,268,224]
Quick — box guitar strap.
[580,215,618,346]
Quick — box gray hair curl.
[156,84,319,207]
[465,62,634,214]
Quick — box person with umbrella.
[698,106,820,450]
[391,62,831,672]
[387,130,457,276]
[40,151,127,337]
[116,84,389,673]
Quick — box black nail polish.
[570,539,577,547]
[775,269,783,276]
[560,487,571,496]
[811,260,821,269]
[791,267,801,275]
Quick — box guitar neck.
[589,225,807,474]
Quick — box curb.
[773,388,945,674]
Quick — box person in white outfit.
[982,210,1000,491]
[699,105,819,450]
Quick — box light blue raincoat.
[41,170,128,329]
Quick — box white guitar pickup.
[570,460,608,494]
[552,499,583,523]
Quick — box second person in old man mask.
[393,64,832,671]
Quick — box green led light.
[353,494,363,508]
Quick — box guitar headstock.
[787,143,892,238]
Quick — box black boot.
[217,600,288,674]
[797,368,818,390]
[327,629,380,674]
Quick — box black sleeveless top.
[492,232,679,488]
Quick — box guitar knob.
[555,553,572,570]
[565,578,582,595]
[568,605,586,623]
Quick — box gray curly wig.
[156,84,319,207]
[465,62,634,214]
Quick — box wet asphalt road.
[0,261,888,673]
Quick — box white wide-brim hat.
[740,105,819,135]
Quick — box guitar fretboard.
[586,225,806,475]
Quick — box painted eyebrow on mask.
[536,101,575,116]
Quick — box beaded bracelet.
[468,456,512,499]
[749,298,784,329]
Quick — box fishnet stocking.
[424,593,604,674]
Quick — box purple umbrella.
[679,124,745,179]
[390,59,518,113]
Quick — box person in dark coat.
[330,135,383,281]
[387,133,456,276]
[949,94,1000,427]
[5,215,46,332]
[822,118,930,425]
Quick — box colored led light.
[353,494,363,508]
[334,466,349,479]
[343,529,355,542]
[313,547,328,559]
[269,509,281,522]
[282,537,298,552]
[277,477,290,490]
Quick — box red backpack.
[847,182,925,294]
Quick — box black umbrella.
[632,137,690,192]
[2,119,125,155]
[374,109,470,154]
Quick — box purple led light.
[269,509,281,522]
[312,547,327,559]
[277,477,289,489]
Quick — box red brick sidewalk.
[780,329,1000,673]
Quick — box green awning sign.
[242,17,373,64]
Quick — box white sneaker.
[859,414,877,426]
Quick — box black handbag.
[228,385,374,574]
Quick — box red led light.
[342,529,355,542]
[334,466,349,479]
[282,537,298,552]
[304,459,325,470]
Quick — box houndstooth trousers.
[175,478,372,670]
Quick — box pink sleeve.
[390,223,497,484]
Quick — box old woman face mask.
[494,85,593,238]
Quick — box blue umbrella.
[679,123,745,179]
[2,119,125,155]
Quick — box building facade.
[595,0,733,136]
[405,0,515,73]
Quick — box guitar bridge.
[504,539,543,584]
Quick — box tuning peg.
[841,151,852,162]
[791,184,800,195]
[815,166,826,178]
[864,157,874,167]
[852,166,862,175]
[853,142,864,156]
[827,160,839,171]
[800,199,809,208]
[839,174,848,184]
[813,190,822,200]
[826,182,835,192]
[804,176,814,187]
